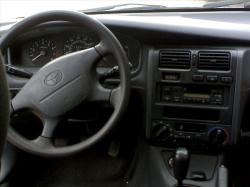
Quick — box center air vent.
[198,51,231,71]
[159,50,191,69]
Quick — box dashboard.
[2,11,250,152]
[3,10,250,187]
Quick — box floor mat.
[9,149,129,187]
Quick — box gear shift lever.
[173,147,190,187]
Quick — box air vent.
[159,50,191,69]
[198,51,230,71]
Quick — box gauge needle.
[32,50,46,63]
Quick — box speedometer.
[29,38,56,64]
[63,33,96,54]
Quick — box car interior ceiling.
[2,5,250,187]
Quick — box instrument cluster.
[10,29,141,71]
[26,32,97,66]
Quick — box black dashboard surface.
[2,10,250,187]
[2,10,250,148]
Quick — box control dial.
[152,121,171,141]
[208,127,229,145]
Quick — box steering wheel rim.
[0,10,130,157]
[0,53,9,159]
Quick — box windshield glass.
[0,0,250,21]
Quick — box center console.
[146,49,237,149]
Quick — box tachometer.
[29,38,56,64]
[63,33,96,54]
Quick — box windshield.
[0,0,250,21]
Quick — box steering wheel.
[0,53,9,159]
[0,11,130,157]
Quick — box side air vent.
[198,51,231,71]
[159,50,191,69]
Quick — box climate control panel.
[151,120,230,147]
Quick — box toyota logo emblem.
[44,70,63,86]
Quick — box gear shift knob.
[173,147,190,187]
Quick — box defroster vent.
[159,50,191,69]
[198,51,231,71]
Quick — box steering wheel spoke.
[110,86,122,108]
[33,136,54,149]
[41,117,59,138]
[88,82,111,102]
[87,81,123,108]
[95,40,111,57]
[31,117,59,150]
[11,89,31,113]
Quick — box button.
[207,75,218,82]
[163,88,171,94]
[221,76,233,83]
[192,74,204,82]
[214,94,223,99]
[173,97,181,102]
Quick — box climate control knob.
[208,127,229,145]
[152,122,171,141]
